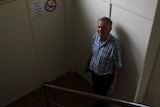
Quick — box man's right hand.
[85,65,91,72]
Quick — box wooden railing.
[42,82,151,107]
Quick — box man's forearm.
[113,67,121,86]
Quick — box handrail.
[42,82,151,107]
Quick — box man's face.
[97,20,111,38]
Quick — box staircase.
[6,72,151,107]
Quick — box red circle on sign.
[45,0,57,12]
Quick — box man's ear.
[109,27,112,31]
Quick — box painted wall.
[110,0,157,101]
[110,5,153,100]
[0,0,159,106]
[112,0,157,19]
[69,0,111,82]
[68,0,158,104]
[136,1,160,106]
[144,46,160,107]
[0,0,69,106]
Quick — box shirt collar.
[98,33,111,45]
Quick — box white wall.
[0,0,39,105]
[109,0,157,101]
[69,0,111,82]
[0,0,159,106]
[144,47,160,107]
[27,0,69,81]
[111,0,157,20]
[68,0,158,104]
[135,1,160,106]
[0,0,69,106]
[110,5,153,100]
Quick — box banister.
[42,82,151,107]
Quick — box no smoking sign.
[45,0,57,12]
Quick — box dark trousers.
[91,71,114,107]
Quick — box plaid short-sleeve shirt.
[89,33,122,75]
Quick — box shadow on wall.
[71,0,111,75]
[71,0,96,73]
[70,0,139,101]
[109,25,139,101]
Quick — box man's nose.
[99,27,102,31]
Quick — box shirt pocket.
[101,46,114,61]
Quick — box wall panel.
[0,0,39,106]
[110,2,153,100]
